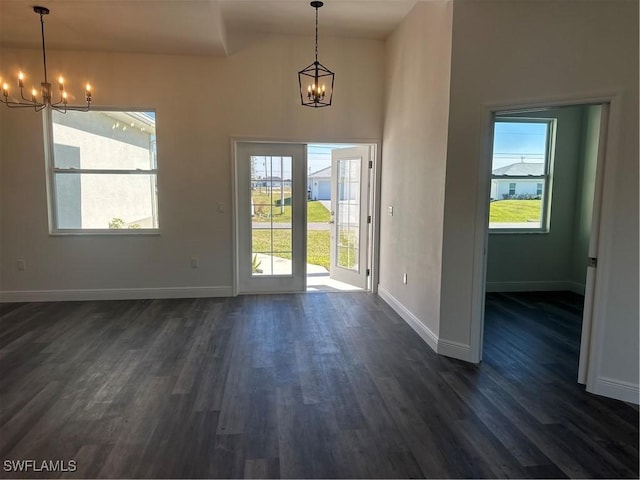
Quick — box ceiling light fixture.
[298,1,334,108]
[1,6,92,113]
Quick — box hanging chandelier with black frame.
[298,1,334,108]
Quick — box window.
[489,118,554,231]
[47,109,158,232]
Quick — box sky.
[251,144,354,180]
[252,126,548,179]
[492,121,548,170]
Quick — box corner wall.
[378,1,452,349]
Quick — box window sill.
[49,229,160,236]
[489,229,549,235]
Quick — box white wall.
[0,34,384,299]
[377,1,452,347]
[440,0,638,400]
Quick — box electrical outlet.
[191,257,199,268]
[387,206,394,216]
[217,202,225,213]
[17,259,26,271]
[402,273,407,284]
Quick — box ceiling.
[0,0,419,57]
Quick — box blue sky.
[253,144,354,179]
[492,121,548,169]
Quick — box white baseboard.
[377,285,438,352]
[485,280,574,292]
[377,285,473,362]
[590,376,640,405]
[0,286,233,303]
[437,338,474,363]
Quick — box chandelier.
[1,6,92,113]
[298,1,334,108]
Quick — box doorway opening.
[305,143,375,292]
[480,102,609,389]
[234,140,378,295]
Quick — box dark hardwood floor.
[0,291,637,478]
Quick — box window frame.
[44,107,160,235]
[489,117,556,234]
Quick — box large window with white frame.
[47,109,158,232]
[489,118,555,232]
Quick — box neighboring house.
[490,162,544,199]
[253,176,291,188]
[308,166,331,200]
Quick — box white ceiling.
[0,0,419,56]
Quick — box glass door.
[329,146,371,289]
[236,142,306,293]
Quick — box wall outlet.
[217,202,225,213]
[17,259,26,271]
[387,206,394,216]
[402,273,407,284]
[191,257,199,268]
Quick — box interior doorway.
[479,102,609,388]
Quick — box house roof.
[492,162,544,176]
[308,166,332,179]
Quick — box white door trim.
[470,93,622,398]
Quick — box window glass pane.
[50,109,158,231]
[54,173,158,229]
[52,110,156,170]
[490,120,549,230]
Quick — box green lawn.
[489,199,541,223]
[252,198,331,223]
[251,197,350,270]
[252,230,331,270]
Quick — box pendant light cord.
[40,11,48,83]
[315,5,319,62]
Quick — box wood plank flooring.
[0,291,637,478]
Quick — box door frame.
[231,137,382,296]
[469,93,622,394]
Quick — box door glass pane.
[250,155,293,276]
[335,158,360,271]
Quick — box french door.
[235,142,307,293]
[329,146,371,289]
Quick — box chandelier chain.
[40,11,48,83]
[315,6,319,62]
